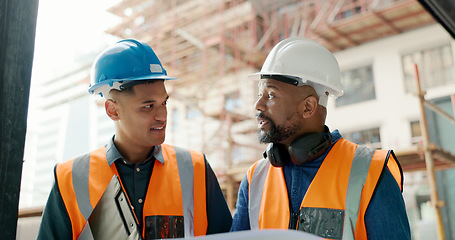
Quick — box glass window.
[343,127,381,149]
[333,0,365,21]
[402,44,455,93]
[186,106,201,119]
[410,120,422,144]
[172,108,179,131]
[225,91,242,111]
[336,65,376,107]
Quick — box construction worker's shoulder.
[160,143,206,165]
[246,158,269,183]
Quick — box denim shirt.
[230,130,411,240]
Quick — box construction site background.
[17,0,455,239]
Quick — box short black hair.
[116,79,164,95]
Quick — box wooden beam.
[372,10,401,34]
[414,64,446,240]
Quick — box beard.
[257,113,300,143]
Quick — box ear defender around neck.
[264,143,289,167]
[264,126,332,167]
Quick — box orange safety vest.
[56,144,208,240]
[247,138,403,240]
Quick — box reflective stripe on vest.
[141,145,208,237]
[175,146,195,237]
[247,138,402,239]
[72,152,93,221]
[249,159,270,230]
[56,144,207,240]
[342,146,375,240]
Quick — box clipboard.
[86,175,143,240]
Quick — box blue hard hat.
[88,39,177,97]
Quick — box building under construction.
[17,0,455,239]
[105,0,454,207]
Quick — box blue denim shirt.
[231,130,411,240]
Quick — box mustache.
[255,112,273,122]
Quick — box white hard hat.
[249,37,343,107]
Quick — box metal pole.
[414,64,445,240]
[0,0,39,239]
[451,94,455,116]
[226,114,234,210]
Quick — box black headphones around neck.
[264,126,332,167]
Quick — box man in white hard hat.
[230,37,410,239]
[37,39,232,239]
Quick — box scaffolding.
[14,1,455,239]
[107,0,435,69]
[413,64,455,240]
[104,0,438,210]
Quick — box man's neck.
[114,139,154,164]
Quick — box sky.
[29,0,122,121]
[20,0,123,208]
[32,0,121,82]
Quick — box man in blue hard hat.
[37,39,232,239]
